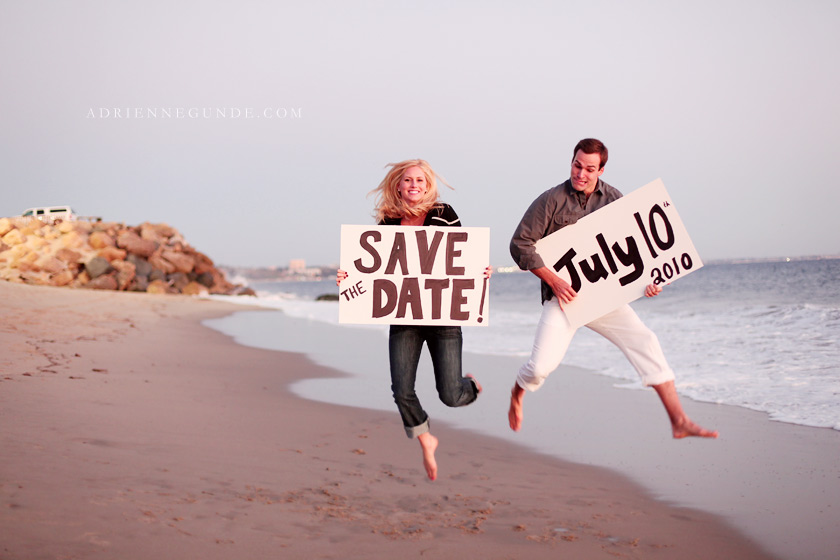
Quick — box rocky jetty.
[0,217,252,296]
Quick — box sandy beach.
[0,281,815,559]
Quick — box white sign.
[339,225,490,326]
[534,179,703,328]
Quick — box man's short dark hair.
[573,138,608,169]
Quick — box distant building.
[284,258,322,280]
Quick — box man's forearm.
[529,266,557,285]
[530,265,577,304]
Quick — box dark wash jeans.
[388,324,479,438]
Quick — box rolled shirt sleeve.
[510,188,556,271]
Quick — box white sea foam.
[209,260,840,431]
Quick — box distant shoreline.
[219,254,840,282]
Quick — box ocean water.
[212,258,840,431]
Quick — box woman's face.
[397,166,428,207]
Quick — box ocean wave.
[207,261,840,432]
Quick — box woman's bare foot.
[417,432,439,480]
[508,383,525,431]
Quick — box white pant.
[517,300,675,392]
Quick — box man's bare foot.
[508,383,525,432]
[466,373,482,394]
[672,419,719,439]
[417,433,439,480]
[653,381,719,439]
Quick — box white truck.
[20,205,78,224]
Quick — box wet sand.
[1,282,781,559]
[210,306,840,560]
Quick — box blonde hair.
[369,159,453,222]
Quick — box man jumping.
[508,138,718,439]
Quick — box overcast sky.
[2,0,838,268]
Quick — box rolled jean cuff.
[405,418,430,439]
[468,376,481,399]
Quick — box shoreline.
[207,306,840,560]
[0,282,805,558]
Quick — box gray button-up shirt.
[510,178,623,302]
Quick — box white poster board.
[534,178,703,328]
[339,225,490,326]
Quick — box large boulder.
[86,274,119,290]
[20,269,50,284]
[2,229,25,246]
[98,246,127,262]
[23,236,48,252]
[18,260,40,273]
[140,222,176,244]
[191,251,216,274]
[0,245,28,268]
[116,231,157,258]
[148,268,167,282]
[55,248,82,264]
[148,251,176,274]
[70,221,93,234]
[72,270,91,287]
[168,272,191,291]
[50,269,75,287]
[35,256,67,275]
[194,271,215,288]
[161,250,194,274]
[146,279,172,294]
[85,256,114,279]
[0,218,13,237]
[89,231,115,249]
[182,281,209,296]
[126,253,153,277]
[128,275,149,292]
[19,251,39,268]
[228,285,257,296]
[57,230,86,250]
[58,221,78,234]
[111,260,136,291]
[20,221,46,236]
[0,268,22,282]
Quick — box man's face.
[570,150,604,195]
